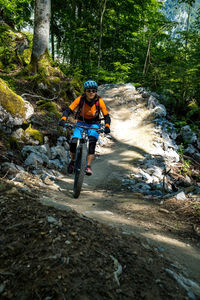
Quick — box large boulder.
[0,79,34,128]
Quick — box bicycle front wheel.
[73,143,87,198]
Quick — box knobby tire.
[73,143,87,198]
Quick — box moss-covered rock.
[37,99,61,117]
[0,23,32,68]
[0,78,34,119]
[25,125,43,144]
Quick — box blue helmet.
[84,80,98,91]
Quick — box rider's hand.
[59,119,67,127]
[104,127,110,134]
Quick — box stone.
[176,191,187,201]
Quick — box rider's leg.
[70,138,78,161]
[68,138,78,173]
[70,152,75,161]
[69,123,82,164]
[86,136,97,175]
[88,136,97,164]
[87,154,94,166]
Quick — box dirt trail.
[45,86,200,285]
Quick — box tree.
[98,0,107,69]
[31,0,51,73]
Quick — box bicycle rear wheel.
[73,143,87,198]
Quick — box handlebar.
[62,122,105,133]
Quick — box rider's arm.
[99,98,111,128]
[60,96,81,122]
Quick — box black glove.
[104,127,110,134]
[59,119,67,127]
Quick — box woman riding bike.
[59,80,111,176]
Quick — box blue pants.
[72,121,100,140]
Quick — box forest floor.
[0,84,200,299]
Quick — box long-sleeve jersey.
[60,95,111,127]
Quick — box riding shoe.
[85,166,93,176]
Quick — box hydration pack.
[75,95,101,120]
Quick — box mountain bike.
[65,123,105,198]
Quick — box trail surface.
[44,84,200,286]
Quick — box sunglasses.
[86,89,97,93]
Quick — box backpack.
[75,95,101,120]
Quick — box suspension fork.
[74,138,81,171]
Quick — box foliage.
[0,0,34,29]
[1,0,200,129]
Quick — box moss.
[8,136,20,150]
[34,51,64,78]
[0,61,3,70]
[70,78,82,94]
[49,76,61,84]
[22,31,33,48]
[37,100,61,117]
[25,125,43,144]
[60,89,70,103]
[0,78,27,118]
[0,24,31,70]
[22,72,50,87]
[20,48,32,65]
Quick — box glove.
[59,119,67,127]
[104,127,110,134]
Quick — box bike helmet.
[83,80,98,91]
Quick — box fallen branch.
[21,93,58,101]
[110,255,122,286]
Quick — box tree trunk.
[50,0,54,61]
[31,0,51,73]
[98,0,107,70]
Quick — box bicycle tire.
[73,143,87,198]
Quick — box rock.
[165,269,200,298]
[184,144,197,155]
[153,104,167,117]
[197,139,200,150]
[50,145,68,161]
[47,216,58,223]
[12,128,25,140]
[193,152,200,163]
[24,152,45,167]
[0,78,34,121]
[179,125,197,144]
[124,83,136,91]
[1,162,25,175]
[147,95,160,109]
[176,191,187,201]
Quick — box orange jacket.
[61,95,111,128]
